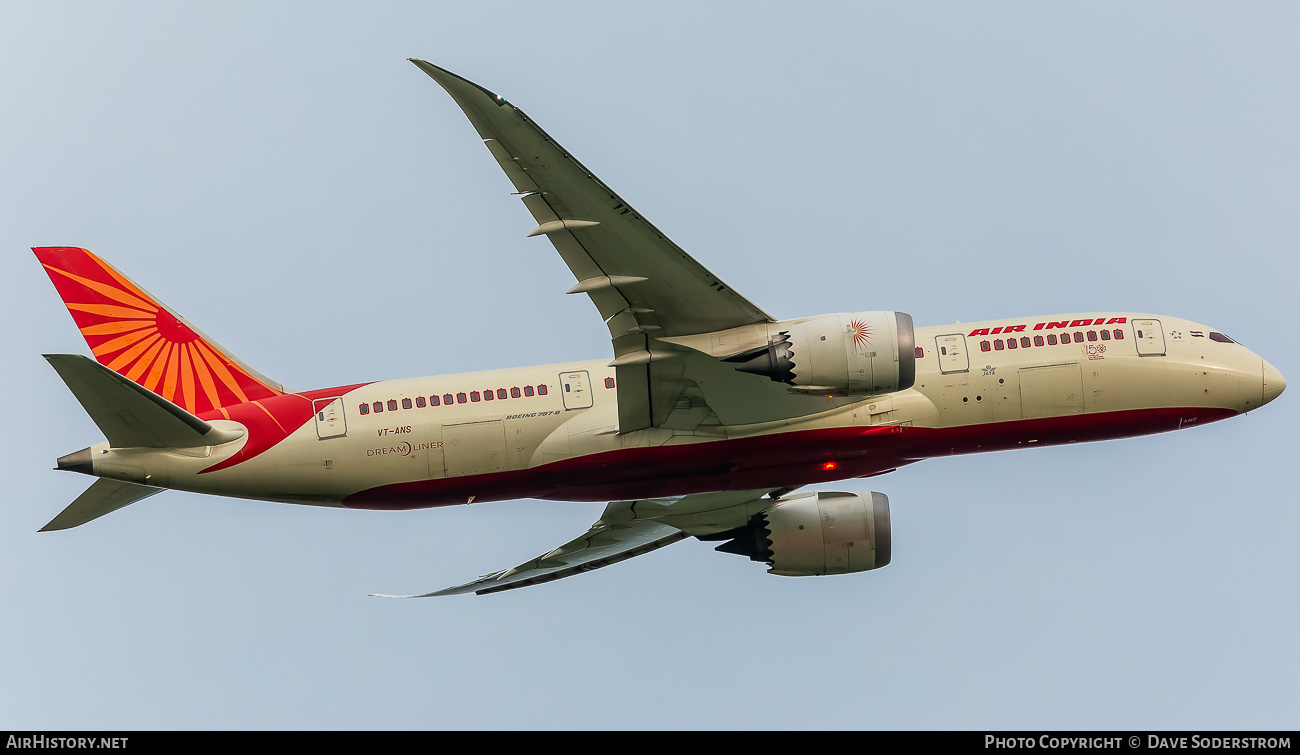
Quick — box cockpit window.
[1209,332,1236,344]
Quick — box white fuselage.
[82,312,1281,509]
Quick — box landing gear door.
[313,397,347,440]
[1132,319,1166,356]
[935,334,970,374]
[560,370,594,410]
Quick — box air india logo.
[37,247,280,415]
[850,318,873,349]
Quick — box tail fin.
[34,247,286,415]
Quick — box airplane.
[35,60,1286,596]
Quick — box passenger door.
[313,397,347,440]
[934,334,970,374]
[1132,319,1166,356]
[560,370,594,410]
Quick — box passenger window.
[387,400,398,411]
[483,389,494,401]
[538,385,548,395]
[416,397,426,408]
[1100,330,1110,341]
[524,386,534,397]
[1033,335,1044,347]
[402,398,413,409]
[1114,329,1124,340]
[470,391,480,402]
[444,393,454,405]
[914,347,924,358]
[456,393,467,404]
[981,341,991,352]
[1019,337,1029,348]
[1007,338,1017,349]
[373,401,383,413]
[498,388,508,399]
[359,403,369,415]
[994,340,1004,350]
[1073,332,1084,343]
[430,395,440,406]
[1047,334,1057,345]
[511,387,521,398]
[1087,331,1097,341]
[604,378,615,389]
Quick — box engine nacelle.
[724,311,915,396]
[703,491,892,576]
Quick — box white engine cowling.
[765,491,891,576]
[725,311,915,396]
[703,491,891,576]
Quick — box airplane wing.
[411,60,778,432]
[373,488,783,597]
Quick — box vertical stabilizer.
[34,246,287,414]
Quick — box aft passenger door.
[934,334,970,374]
[560,370,594,410]
[313,397,347,439]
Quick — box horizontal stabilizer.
[45,354,243,448]
[41,478,162,531]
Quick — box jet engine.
[724,311,915,396]
[701,491,891,576]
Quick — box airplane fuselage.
[76,312,1282,511]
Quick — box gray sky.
[2,2,1297,729]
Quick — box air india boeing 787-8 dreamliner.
[35,61,1286,596]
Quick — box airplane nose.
[1262,358,1286,406]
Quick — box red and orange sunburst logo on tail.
[35,247,281,415]
[850,317,873,349]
